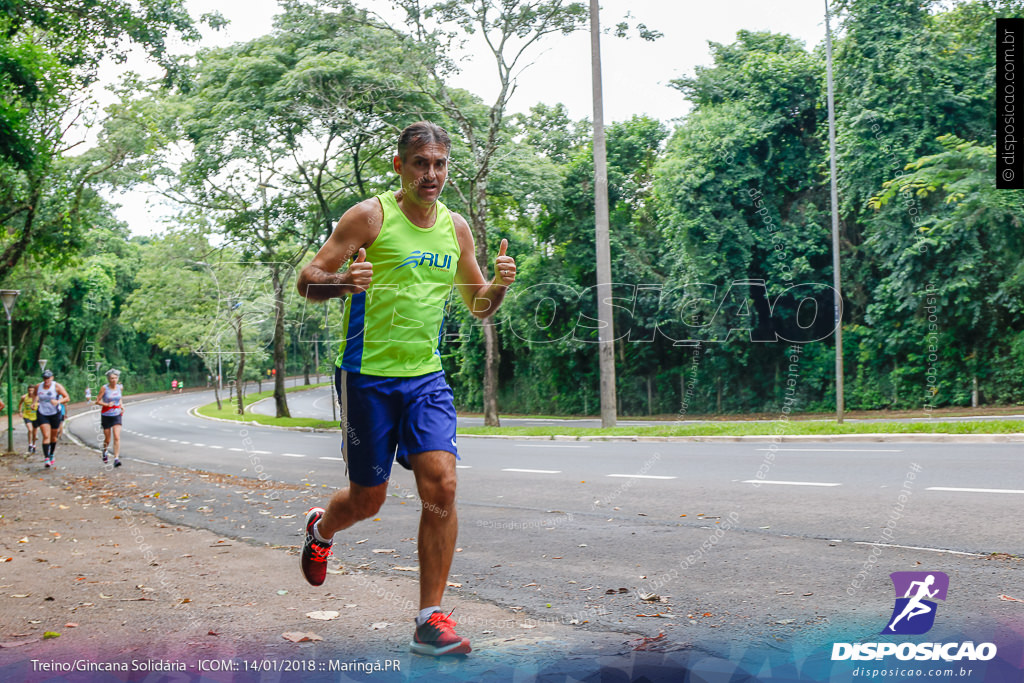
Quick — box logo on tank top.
[396,250,453,271]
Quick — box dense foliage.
[2,0,1019,418]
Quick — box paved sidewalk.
[0,440,687,682]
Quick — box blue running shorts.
[335,367,459,487]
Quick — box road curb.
[187,405,337,432]
[458,432,1024,443]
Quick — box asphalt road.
[63,387,1024,657]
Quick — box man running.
[34,370,69,467]
[296,121,516,657]
[96,368,124,467]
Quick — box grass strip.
[195,382,337,430]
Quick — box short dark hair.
[397,121,451,161]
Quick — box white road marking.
[228,448,244,452]
[281,453,306,458]
[606,474,677,480]
[319,456,344,461]
[927,486,1024,494]
[515,444,591,449]
[754,448,903,453]
[208,445,223,449]
[456,465,472,469]
[741,480,841,487]
[251,450,271,454]
[192,443,205,447]
[853,541,984,557]
[502,468,562,474]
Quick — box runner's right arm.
[297,198,382,302]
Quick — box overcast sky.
[105,0,832,233]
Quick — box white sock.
[312,520,332,544]
[417,606,441,625]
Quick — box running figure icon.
[882,571,949,635]
[887,574,938,631]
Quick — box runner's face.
[396,142,448,206]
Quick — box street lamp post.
[1,290,20,454]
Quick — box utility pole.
[590,0,617,427]
[825,0,845,423]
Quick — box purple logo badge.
[882,571,949,635]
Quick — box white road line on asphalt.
[926,486,1024,494]
[252,450,272,454]
[853,541,985,557]
[281,453,306,458]
[168,439,180,443]
[754,448,903,453]
[305,435,332,439]
[456,465,471,469]
[208,445,223,449]
[192,443,205,447]
[179,441,191,445]
[228,448,244,452]
[319,456,344,461]
[606,474,677,480]
[741,480,841,487]
[502,468,562,474]
[514,444,591,449]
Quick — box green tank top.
[335,191,460,377]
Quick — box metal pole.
[6,315,13,453]
[825,0,845,423]
[590,0,617,428]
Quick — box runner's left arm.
[452,212,516,319]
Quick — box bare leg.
[409,450,458,610]
[111,424,121,457]
[318,481,389,538]
[102,427,111,451]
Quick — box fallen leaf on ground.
[393,566,419,572]
[638,592,661,602]
[64,623,77,628]
[42,632,60,639]
[208,630,219,636]
[370,622,390,630]
[372,549,396,554]
[447,582,462,588]
[0,558,11,563]
[520,624,536,629]
[282,632,322,643]
[17,538,28,544]
[306,611,340,621]
[9,594,29,599]
[630,632,667,651]
[999,594,1024,603]
[0,640,38,648]
[636,613,670,618]
[277,590,288,596]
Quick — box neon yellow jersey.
[335,191,460,377]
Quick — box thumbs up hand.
[494,238,516,286]
[345,247,374,293]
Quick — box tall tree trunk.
[271,266,290,418]
[469,182,501,427]
[234,318,246,416]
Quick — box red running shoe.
[410,609,471,656]
[300,507,332,586]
